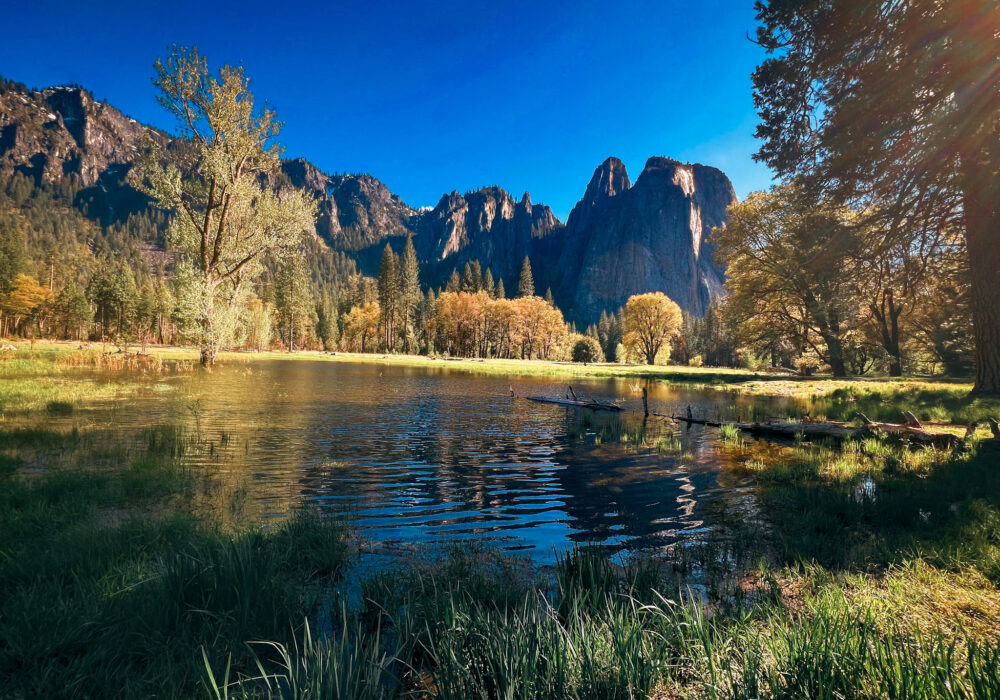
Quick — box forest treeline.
[0,168,698,366]
[0,161,974,376]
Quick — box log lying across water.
[673,412,958,448]
[520,385,624,412]
[523,395,624,412]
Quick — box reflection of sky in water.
[45,360,804,563]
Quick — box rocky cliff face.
[281,158,416,250]
[564,156,631,235]
[550,156,733,322]
[408,186,561,286]
[0,80,173,224]
[0,82,159,185]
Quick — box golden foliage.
[622,292,682,365]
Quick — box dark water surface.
[54,360,806,562]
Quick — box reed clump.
[57,348,166,372]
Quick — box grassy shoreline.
[4,340,995,425]
[2,338,983,389]
[3,418,999,697]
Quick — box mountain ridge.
[0,75,734,324]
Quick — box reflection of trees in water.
[551,412,722,553]
[292,389,754,553]
[131,361,771,552]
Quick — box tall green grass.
[809,383,1000,424]
[208,547,1000,699]
[0,426,351,699]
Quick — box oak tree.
[753,0,1000,393]
[623,292,683,366]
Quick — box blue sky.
[2,0,773,219]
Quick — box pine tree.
[399,235,420,352]
[0,215,26,296]
[315,295,339,350]
[111,264,138,343]
[598,310,623,362]
[470,260,483,292]
[483,268,495,298]
[134,284,158,352]
[445,269,460,293]
[377,244,401,351]
[496,278,506,300]
[420,288,437,353]
[518,256,534,298]
[544,287,554,305]
[275,257,314,352]
[54,282,90,339]
[460,262,475,292]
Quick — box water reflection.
[46,359,806,562]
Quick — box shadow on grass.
[733,436,1000,583]
[0,426,350,699]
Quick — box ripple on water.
[41,359,800,562]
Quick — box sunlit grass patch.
[655,431,681,454]
[835,560,1000,643]
[0,345,179,415]
[810,382,999,425]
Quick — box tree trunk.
[200,294,215,366]
[824,332,848,378]
[882,314,903,377]
[200,346,216,366]
[873,292,903,377]
[961,171,1000,396]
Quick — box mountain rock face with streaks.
[280,158,416,249]
[410,186,561,289]
[551,156,735,322]
[0,81,171,222]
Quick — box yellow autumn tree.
[431,292,486,357]
[1,274,50,337]
[340,302,381,353]
[515,296,564,359]
[623,292,682,365]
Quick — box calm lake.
[44,359,805,562]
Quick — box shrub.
[571,337,604,364]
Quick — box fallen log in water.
[523,395,624,412]
[520,385,624,412]
[672,412,958,448]
[855,413,959,447]
[672,416,855,440]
